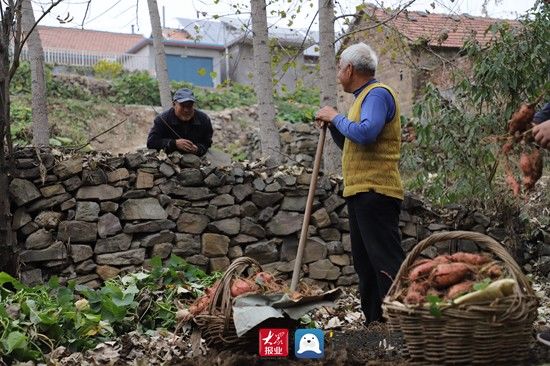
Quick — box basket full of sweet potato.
[188,257,308,351]
[382,231,538,365]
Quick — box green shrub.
[10,61,32,94]
[170,81,256,110]
[93,59,123,79]
[111,71,160,105]
[276,100,316,123]
[48,76,94,101]
[0,256,220,363]
[405,2,549,204]
[10,100,32,146]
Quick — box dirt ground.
[42,282,550,366]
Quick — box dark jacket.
[147,108,213,156]
[533,102,550,124]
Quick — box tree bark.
[147,0,172,109]
[22,0,49,146]
[0,3,18,276]
[250,0,282,165]
[319,0,341,175]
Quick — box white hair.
[340,42,378,75]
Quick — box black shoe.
[537,329,550,347]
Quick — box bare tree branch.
[272,8,319,83]
[10,0,63,81]
[335,0,416,43]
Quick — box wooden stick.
[290,123,327,292]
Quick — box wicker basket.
[193,257,299,351]
[382,231,538,365]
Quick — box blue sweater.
[330,79,396,148]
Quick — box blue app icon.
[294,328,324,359]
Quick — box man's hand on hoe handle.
[315,106,338,129]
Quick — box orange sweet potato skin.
[446,281,474,300]
[429,262,472,289]
[404,281,429,305]
[508,103,535,134]
[449,253,491,265]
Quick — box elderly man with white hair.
[315,42,405,326]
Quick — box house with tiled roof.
[26,26,228,87]
[36,26,145,54]
[340,6,520,115]
[28,26,151,72]
[174,17,320,91]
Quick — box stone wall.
[8,148,535,289]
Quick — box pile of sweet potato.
[401,252,505,305]
[187,271,287,317]
[503,97,544,195]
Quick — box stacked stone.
[9,148,531,289]
[9,148,354,288]
[244,122,320,167]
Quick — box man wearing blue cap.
[147,88,213,156]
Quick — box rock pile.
[9,148,535,288]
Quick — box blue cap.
[173,88,196,103]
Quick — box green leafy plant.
[10,61,32,95]
[171,81,256,111]
[403,2,549,204]
[10,100,32,146]
[111,71,160,105]
[0,255,220,363]
[426,294,443,317]
[473,278,492,291]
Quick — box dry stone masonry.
[9,148,540,289]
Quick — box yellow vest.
[341,82,404,200]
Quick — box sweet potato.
[501,141,513,154]
[446,281,473,300]
[508,103,536,134]
[255,271,275,285]
[230,278,258,297]
[189,295,210,315]
[519,153,532,177]
[505,173,520,196]
[528,149,543,188]
[205,280,221,297]
[404,281,429,305]
[409,260,437,281]
[408,256,450,281]
[449,252,491,265]
[429,262,472,289]
[404,292,425,305]
[479,262,503,279]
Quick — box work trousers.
[346,191,405,324]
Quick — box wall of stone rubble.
[9,148,528,288]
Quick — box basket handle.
[387,231,534,300]
[207,257,263,321]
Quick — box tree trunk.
[319,0,341,175]
[22,0,49,146]
[147,0,172,109]
[0,9,17,276]
[250,0,281,165]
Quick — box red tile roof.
[36,26,145,54]
[359,7,520,48]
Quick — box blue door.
[166,54,214,87]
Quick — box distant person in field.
[533,102,550,150]
[314,42,405,326]
[147,88,213,156]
